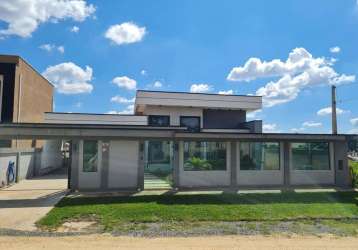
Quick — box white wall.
[18,152,35,180]
[108,140,139,189]
[178,141,231,187]
[78,140,102,189]
[237,142,284,186]
[144,106,203,128]
[39,140,63,174]
[289,142,335,185]
[136,90,262,111]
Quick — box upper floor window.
[148,115,170,127]
[180,116,200,132]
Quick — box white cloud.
[39,44,55,52]
[290,121,323,133]
[57,45,65,54]
[110,96,135,104]
[107,104,134,115]
[39,43,64,53]
[153,81,163,88]
[112,76,137,90]
[71,25,80,33]
[350,118,358,127]
[140,70,147,76]
[74,101,82,108]
[317,106,346,116]
[105,22,146,45]
[263,123,280,133]
[190,84,213,93]
[330,46,341,53]
[227,48,355,107]
[290,127,305,133]
[246,109,262,119]
[218,90,234,95]
[42,62,93,94]
[302,121,323,128]
[0,0,95,38]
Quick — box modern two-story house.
[40,90,351,191]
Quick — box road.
[0,235,357,250]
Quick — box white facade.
[135,90,262,113]
[108,140,139,189]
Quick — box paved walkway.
[144,172,172,189]
[0,171,67,231]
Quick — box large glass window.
[180,116,200,132]
[291,142,330,170]
[184,141,226,171]
[83,140,98,172]
[148,115,170,127]
[240,142,280,170]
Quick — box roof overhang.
[135,90,262,113]
[0,123,347,141]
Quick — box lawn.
[38,191,358,231]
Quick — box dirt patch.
[57,221,98,233]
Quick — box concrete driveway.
[0,171,67,231]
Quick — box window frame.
[148,115,170,127]
[180,116,201,132]
[239,141,281,171]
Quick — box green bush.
[349,160,358,188]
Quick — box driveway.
[0,171,67,231]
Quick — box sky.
[0,0,358,134]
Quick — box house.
[0,55,352,191]
[0,55,62,187]
[40,90,351,191]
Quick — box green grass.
[350,160,358,188]
[38,191,358,231]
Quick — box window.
[183,141,226,171]
[180,116,200,132]
[240,142,280,170]
[291,142,330,170]
[83,140,98,172]
[0,140,11,148]
[148,115,170,127]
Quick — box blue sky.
[1,0,358,133]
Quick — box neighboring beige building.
[0,55,54,148]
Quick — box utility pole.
[332,85,337,135]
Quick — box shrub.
[349,160,358,188]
